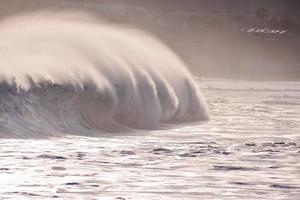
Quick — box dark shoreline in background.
[199,76,300,82]
[1,0,299,81]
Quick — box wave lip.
[0,12,209,137]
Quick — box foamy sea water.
[0,79,299,200]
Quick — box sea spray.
[0,12,209,137]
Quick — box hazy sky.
[99,0,299,16]
[1,0,299,17]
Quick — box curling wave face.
[0,12,209,138]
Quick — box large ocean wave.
[0,12,209,138]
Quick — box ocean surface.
[0,79,299,200]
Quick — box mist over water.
[0,12,209,137]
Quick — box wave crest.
[0,12,209,137]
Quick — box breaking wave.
[0,12,209,138]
